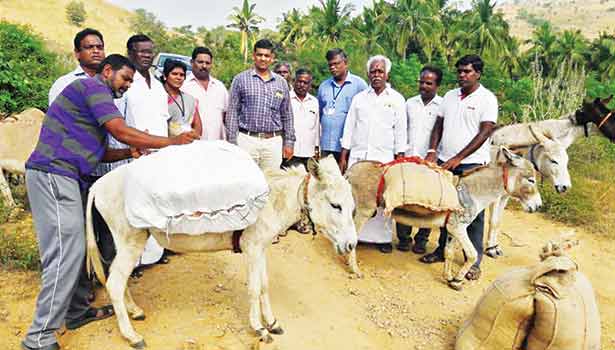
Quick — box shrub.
[0,21,65,115]
[66,1,87,27]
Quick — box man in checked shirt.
[226,39,295,170]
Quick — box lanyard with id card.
[325,83,346,117]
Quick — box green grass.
[0,183,39,270]
[539,136,615,235]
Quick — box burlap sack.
[456,250,601,350]
[382,162,461,216]
[526,267,601,350]
[455,267,535,350]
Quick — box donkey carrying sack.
[379,157,462,216]
[455,238,601,350]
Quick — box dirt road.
[1,210,614,350]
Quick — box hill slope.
[498,0,615,39]
[0,0,132,54]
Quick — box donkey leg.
[107,231,148,348]
[258,254,283,335]
[125,288,145,321]
[443,233,456,283]
[450,228,478,291]
[0,167,15,207]
[344,212,370,278]
[486,196,509,258]
[246,248,272,343]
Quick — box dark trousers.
[396,223,431,245]
[320,150,341,162]
[431,162,485,268]
[282,156,309,169]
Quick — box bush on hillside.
[0,21,65,116]
[66,1,87,27]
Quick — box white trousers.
[237,133,283,171]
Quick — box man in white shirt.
[396,66,443,254]
[182,47,229,140]
[283,68,319,169]
[340,55,407,253]
[420,55,498,282]
[48,28,105,105]
[117,34,170,267]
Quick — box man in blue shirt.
[317,48,368,167]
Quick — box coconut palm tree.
[278,8,311,49]
[550,30,590,70]
[524,21,557,75]
[589,33,615,80]
[309,0,355,43]
[460,0,513,59]
[390,0,444,61]
[227,0,264,63]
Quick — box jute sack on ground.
[455,267,536,350]
[526,263,601,350]
[456,246,601,350]
[382,162,461,216]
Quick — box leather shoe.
[21,341,60,350]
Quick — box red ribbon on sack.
[375,156,438,206]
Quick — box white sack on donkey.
[124,140,269,234]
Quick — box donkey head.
[305,156,358,255]
[576,95,615,141]
[501,147,543,213]
[532,129,572,193]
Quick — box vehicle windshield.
[158,55,192,71]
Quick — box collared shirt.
[317,72,368,152]
[226,69,295,146]
[438,84,498,164]
[91,70,168,176]
[405,94,443,157]
[341,87,407,163]
[48,65,88,106]
[26,76,121,181]
[181,75,229,140]
[290,91,320,158]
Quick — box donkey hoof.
[131,340,146,349]
[269,326,284,335]
[132,313,146,321]
[260,334,274,344]
[447,279,464,291]
[485,246,503,259]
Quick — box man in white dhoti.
[340,55,407,253]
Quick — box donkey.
[85,156,358,348]
[485,128,575,258]
[346,148,542,290]
[491,96,615,148]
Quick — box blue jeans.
[432,162,485,268]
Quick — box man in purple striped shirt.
[225,39,295,170]
[22,54,198,350]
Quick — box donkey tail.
[85,183,107,285]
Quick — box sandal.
[65,305,114,330]
[156,256,170,265]
[465,265,482,281]
[419,252,445,264]
[130,268,144,279]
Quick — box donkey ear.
[560,128,576,149]
[306,157,322,180]
[601,95,614,105]
[530,125,554,145]
[501,146,523,166]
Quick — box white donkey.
[485,128,575,258]
[85,156,358,348]
[347,148,542,290]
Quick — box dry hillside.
[498,0,615,39]
[0,0,132,54]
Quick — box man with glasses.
[48,28,105,105]
[317,48,367,168]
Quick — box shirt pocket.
[269,88,284,111]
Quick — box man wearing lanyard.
[317,48,368,167]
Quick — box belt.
[239,128,283,139]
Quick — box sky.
[108,0,471,31]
